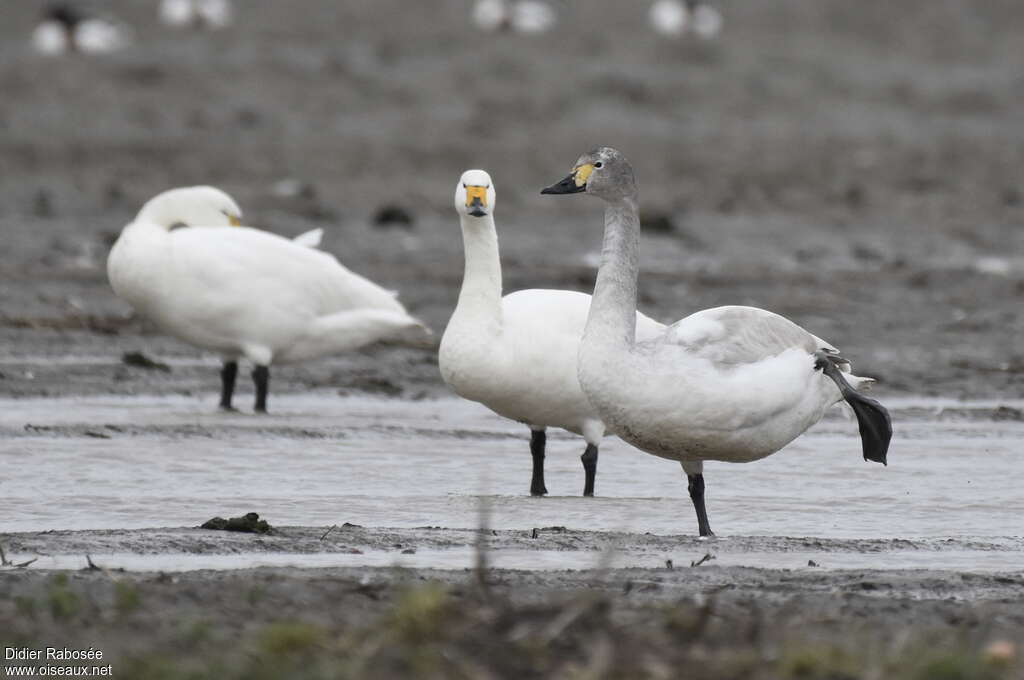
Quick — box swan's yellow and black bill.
[465,185,488,216]
[228,214,243,226]
[540,164,593,195]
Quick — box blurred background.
[1,0,1022,400]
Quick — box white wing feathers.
[169,226,405,318]
[291,228,323,248]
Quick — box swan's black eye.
[594,162,603,169]
[463,184,467,188]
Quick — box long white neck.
[584,197,640,351]
[452,213,504,331]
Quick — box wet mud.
[2,563,1023,679]
[0,0,1022,404]
[1,1,1023,675]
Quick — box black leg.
[580,444,598,496]
[687,473,714,537]
[219,361,238,411]
[529,430,548,496]
[252,365,269,414]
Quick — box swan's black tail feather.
[815,351,892,465]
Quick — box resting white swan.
[159,0,233,30]
[472,0,557,34]
[649,0,722,39]
[107,186,431,412]
[542,148,891,535]
[439,170,664,496]
[32,4,132,55]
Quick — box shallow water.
[1,393,1022,571]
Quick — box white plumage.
[649,0,722,39]
[691,3,723,39]
[649,0,688,36]
[511,1,557,34]
[107,186,430,411]
[159,0,233,30]
[472,0,556,34]
[440,170,664,496]
[32,9,132,56]
[31,22,68,55]
[291,228,324,249]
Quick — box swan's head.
[135,186,244,230]
[540,147,637,202]
[455,169,496,219]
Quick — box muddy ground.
[1,558,1024,679]
[1,0,1022,402]
[2,523,1024,677]
[1,0,1023,677]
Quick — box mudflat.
[1,0,1023,677]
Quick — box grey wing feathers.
[663,305,836,365]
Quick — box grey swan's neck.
[454,213,504,329]
[585,196,640,351]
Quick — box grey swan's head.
[540,147,637,203]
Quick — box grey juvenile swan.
[542,147,891,536]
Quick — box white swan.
[691,2,724,39]
[649,1,722,39]
[472,0,557,34]
[32,4,132,56]
[440,170,664,496]
[159,0,233,30]
[542,148,891,534]
[649,0,688,36]
[107,186,431,412]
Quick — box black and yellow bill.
[465,185,488,216]
[540,163,593,195]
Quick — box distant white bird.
[472,0,508,32]
[32,4,132,55]
[691,2,723,39]
[107,187,432,413]
[472,0,556,34]
[648,0,688,36]
[159,0,233,30]
[440,170,664,496]
[512,1,557,34]
[649,0,722,39]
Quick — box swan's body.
[542,148,890,535]
[440,170,663,496]
[649,0,722,39]
[472,0,556,34]
[108,186,429,412]
[691,3,724,39]
[444,288,663,440]
[32,5,131,55]
[581,305,864,462]
[159,0,233,30]
[649,0,688,36]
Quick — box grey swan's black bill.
[815,351,892,465]
[540,174,585,195]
